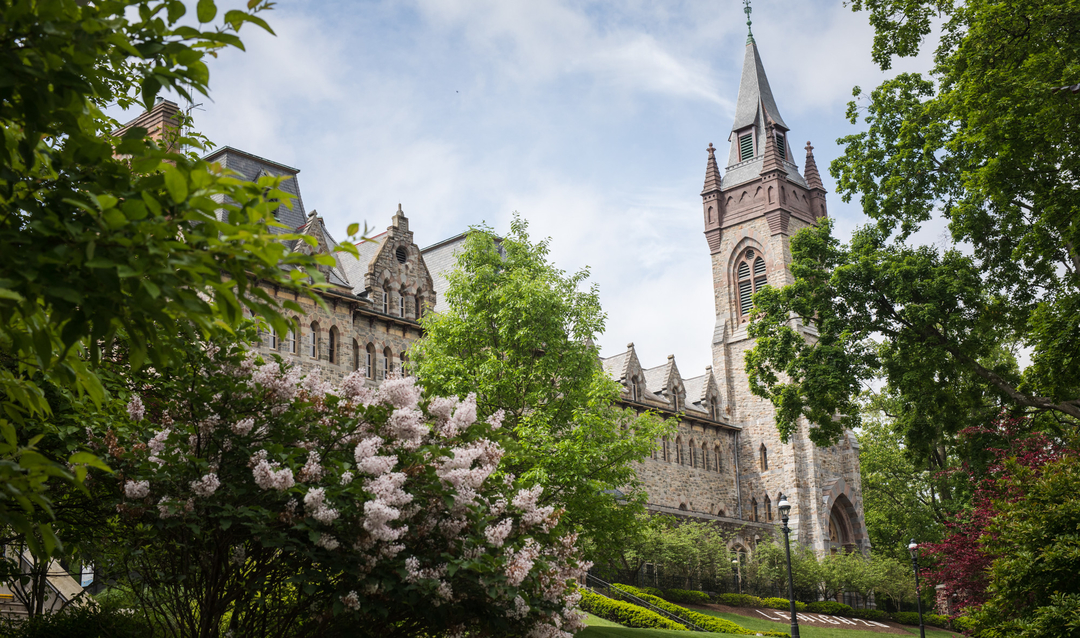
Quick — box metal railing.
[585,572,707,632]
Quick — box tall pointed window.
[365,343,376,379]
[308,323,319,359]
[352,340,360,371]
[737,249,768,320]
[765,494,773,522]
[285,329,296,354]
[382,288,390,314]
[397,294,405,317]
[760,443,768,471]
[714,444,722,472]
[751,498,759,522]
[328,327,338,364]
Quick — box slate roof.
[601,351,631,381]
[420,233,468,314]
[642,364,670,396]
[732,40,787,132]
[684,374,707,405]
[203,146,308,235]
[293,213,354,290]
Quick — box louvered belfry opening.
[737,249,768,319]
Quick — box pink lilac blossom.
[301,368,332,399]
[374,376,422,410]
[231,418,255,436]
[339,471,354,486]
[124,480,150,499]
[340,371,373,404]
[506,595,530,619]
[315,534,340,551]
[190,473,221,497]
[251,458,295,491]
[505,539,541,587]
[303,487,340,524]
[386,407,427,449]
[442,394,478,439]
[127,395,145,422]
[148,430,169,455]
[485,518,513,548]
[487,409,506,430]
[341,591,360,611]
[298,451,325,482]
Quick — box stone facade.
[120,31,867,559]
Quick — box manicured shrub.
[848,607,888,621]
[579,590,688,631]
[662,588,710,604]
[890,611,921,625]
[641,586,664,598]
[612,584,789,637]
[713,593,766,608]
[761,597,807,612]
[950,615,977,632]
[806,601,854,616]
[0,605,150,638]
[926,613,950,628]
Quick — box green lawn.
[577,609,963,638]
[694,609,963,638]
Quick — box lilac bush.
[99,339,587,638]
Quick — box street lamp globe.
[908,539,919,559]
[778,494,791,521]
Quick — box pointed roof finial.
[804,141,824,190]
[397,202,403,214]
[702,143,722,194]
[743,0,754,43]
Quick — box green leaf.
[164,167,188,204]
[196,0,217,23]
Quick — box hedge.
[760,597,807,612]
[848,607,888,622]
[890,611,950,628]
[579,590,688,631]
[0,605,150,638]
[611,584,789,637]
[640,586,664,598]
[661,588,710,605]
[713,593,765,608]
[806,601,854,616]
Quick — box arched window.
[365,343,376,379]
[285,328,296,354]
[675,436,683,465]
[714,444,722,472]
[765,494,773,522]
[688,439,696,468]
[751,498,759,522]
[267,326,278,349]
[352,340,360,371]
[382,347,392,380]
[701,442,708,470]
[397,294,404,318]
[662,436,669,462]
[308,323,319,359]
[760,443,768,471]
[382,288,390,314]
[400,352,408,376]
[737,249,768,319]
[414,295,422,319]
[328,327,338,364]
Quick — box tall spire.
[732,39,787,133]
[702,143,722,194]
[743,0,754,44]
[803,141,824,190]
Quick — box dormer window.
[739,133,754,162]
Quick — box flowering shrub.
[100,339,586,638]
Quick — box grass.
[694,609,964,638]
[576,609,964,638]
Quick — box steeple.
[702,143,722,194]
[803,141,823,190]
[731,39,787,136]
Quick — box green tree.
[621,516,733,589]
[744,0,1080,447]
[975,451,1080,637]
[857,405,952,560]
[0,0,344,555]
[410,218,673,560]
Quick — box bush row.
[611,584,789,638]
[712,592,959,630]
[579,590,688,631]
[660,588,710,605]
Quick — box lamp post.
[908,539,926,638]
[732,558,741,594]
[778,494,800,638]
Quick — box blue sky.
[140,0,937,374]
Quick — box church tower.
[702,20,868,555]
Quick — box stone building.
[116,28,867,559]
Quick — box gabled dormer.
[643,355,686,412]
[601,343,647,402]
[343,205,435,320]
[684,366,723,421]
[291,210,354,293]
